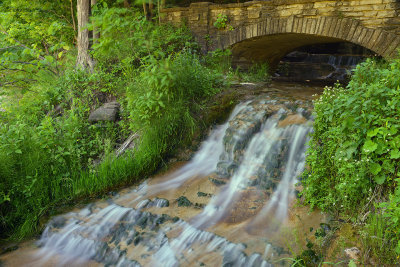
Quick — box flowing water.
[0,82,328,267]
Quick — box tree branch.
[0,26,45,60]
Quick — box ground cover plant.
[302,58,400,264]
[0,2,226,241]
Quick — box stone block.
[316,17,326,35]
[321,17,333,36]
[89,101,120,123]
[328,18,339,36]
[248,9,261,19]
[286,16,295,33]
[350,26,363,44]
[378,32,396,55]
[335,18,348,39]
[189,14,200,21]
[345,19,360,41]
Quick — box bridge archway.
[213,16,400,68]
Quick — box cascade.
[10,92,318,267]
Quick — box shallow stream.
[0,82,328,267]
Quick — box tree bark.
[76,0,94,71]
[70,0,77,35]
[149,0,153,18]
[142,2,149,19]
[91,0,99,44]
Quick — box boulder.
[88,101,120,122]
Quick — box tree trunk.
[143,2,149,19]
[76,0,94,71]
[149,0,153,18]
[70,0,77,38]
[124,0,130,8]
[91,0,99,44]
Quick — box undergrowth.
[302,58,400,264]
[0,5,224,241]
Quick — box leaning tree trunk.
[76,0,94,71]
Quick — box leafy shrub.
[0,68,122,239]
[126,51,222,159]
[205,49,232,74]
[90,6,198,69]
[213,14,233,31]
[302,58,400,261]
[0,0,74,94]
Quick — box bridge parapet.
[162,0,400,60]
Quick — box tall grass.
[0,50,223,240]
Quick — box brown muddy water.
[0,82,328,267]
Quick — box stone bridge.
[161,0,400,67]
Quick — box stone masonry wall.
[161,0,400,57]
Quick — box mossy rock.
[177,196,193,207]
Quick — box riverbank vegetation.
[302,57,400,264]
[0,1,224,241]
[0,0,269,242]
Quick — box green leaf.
[348,260,357,267]
[15,149,22,154]
[44,55,54,63]
[390,149,400,159]
[374,175,386,185]
[370,162,382,175]
[363,140,378,153]
[367,128,380,137]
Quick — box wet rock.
[177,196,193,207]
[136,213,150,229]
[222,243,247,267]
[194,203,205,209]
[48,216,67,229]
[278,114,307,128]
[1,245,18,255]
[244,253,264,266]
[88,101,120,122]
[209,177,226,186]
[197,192,212,197]
[217,100,272,177]
[152,198,169,208]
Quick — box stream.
[0,82,328,267]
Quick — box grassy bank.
[0,4,229,240]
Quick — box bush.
[0,68,122,239]
[126,51,222,164]
[302,58,400,262]
[0,4,226,241]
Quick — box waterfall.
[34,97,313,267]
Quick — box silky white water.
[32,96,313,267]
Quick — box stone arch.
[212,16,400,68]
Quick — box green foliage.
[213,14,233,31]
[302,58,400,261]
[126,51,222,162]
[0,5,225,240]
[361,210,398,264]
[0,0,74,94]
[205,49,232,74]
[89,6,198,69]
[240,62,270,82]
[0,68,123,239]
